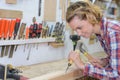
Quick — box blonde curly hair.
[66,1,103,25]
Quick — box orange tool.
[4,19,16,56]
[9,19,16,39]
[4,20,10,39]
[25,27,29,39]
[0,19,2,39]
[9,18,21,58]
[23,27,29,52]
[0,19,5,39]
[2,20,10,57]
[0,19,6,57]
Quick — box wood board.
[5,0,17,4]
[0,9,23,19]
[20,52,107,79]
[60,0,66,20]
[30,69,83,80]
[43,0,56,21]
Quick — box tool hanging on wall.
[38,0,42,16]
[26,43,32,60]
[51,22,65,43]
[9,18,21,58]
[0,19,2,39]
[1,20,10,57]
[14,23,26,51]
[36,23,42,50]
[0,19,5,57]
[24,27,29,52]
[29,17,38,38]
[49,25,53,37]
[37,23,42,38]
[4,19,16,56]
[27,17,38,60]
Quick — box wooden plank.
[0,9,23,19]
[6,0,17,4]
[30,69,83,80]
[44,0,56,21]
[60,0,66,20]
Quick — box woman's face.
[69,16,94,38]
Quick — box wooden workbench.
[19,51,107,80]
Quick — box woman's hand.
[88,57,109,68]
[89,57,103,68]
[68,50,85,70]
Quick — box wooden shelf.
[49,42,64,48]
[0,38,55,46]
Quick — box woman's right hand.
[68,50,85,70]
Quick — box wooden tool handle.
[4,20,10,39]
[0,19,6,38]
[25,27,29,39]
[9,19,16,38]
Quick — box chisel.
[49,25,53,37]
[9,18,21,58]
[15,23,26,51]
[5,19,16,56]
[23,27,29,52]
[65,50,80,73]
[27,17,37,60]
[0,19,2,39]
[37,23,42,38]
[0,19,3,57]
[0,19,6,57]
[1,20,10,57]
[36,23,42,49]
[38,0,42,16]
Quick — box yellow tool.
[65,50,80,73]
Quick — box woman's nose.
[76,30,82,36]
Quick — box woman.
[66,1,120,80]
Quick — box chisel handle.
[13,18,21,39]
[0,19,2,38]
[9,19,16,38]
[4,20,10,39]
[68,50,80,66]
[0,19,5,38]
[25,27,29,39]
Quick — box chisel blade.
[1,46,5,57]
[5,45,10,56]
[9,45,15,58]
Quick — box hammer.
[79,42,95,62]
[79,42,103,68]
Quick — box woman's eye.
[77,27,81,30]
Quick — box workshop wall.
[64,0,104,58]
[0,0,65,66]
[0,0,104,66]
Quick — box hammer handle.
[84,52,94,60]
[83,52,103,68]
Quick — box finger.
[91,62,103,68]
[68,50,73,58]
